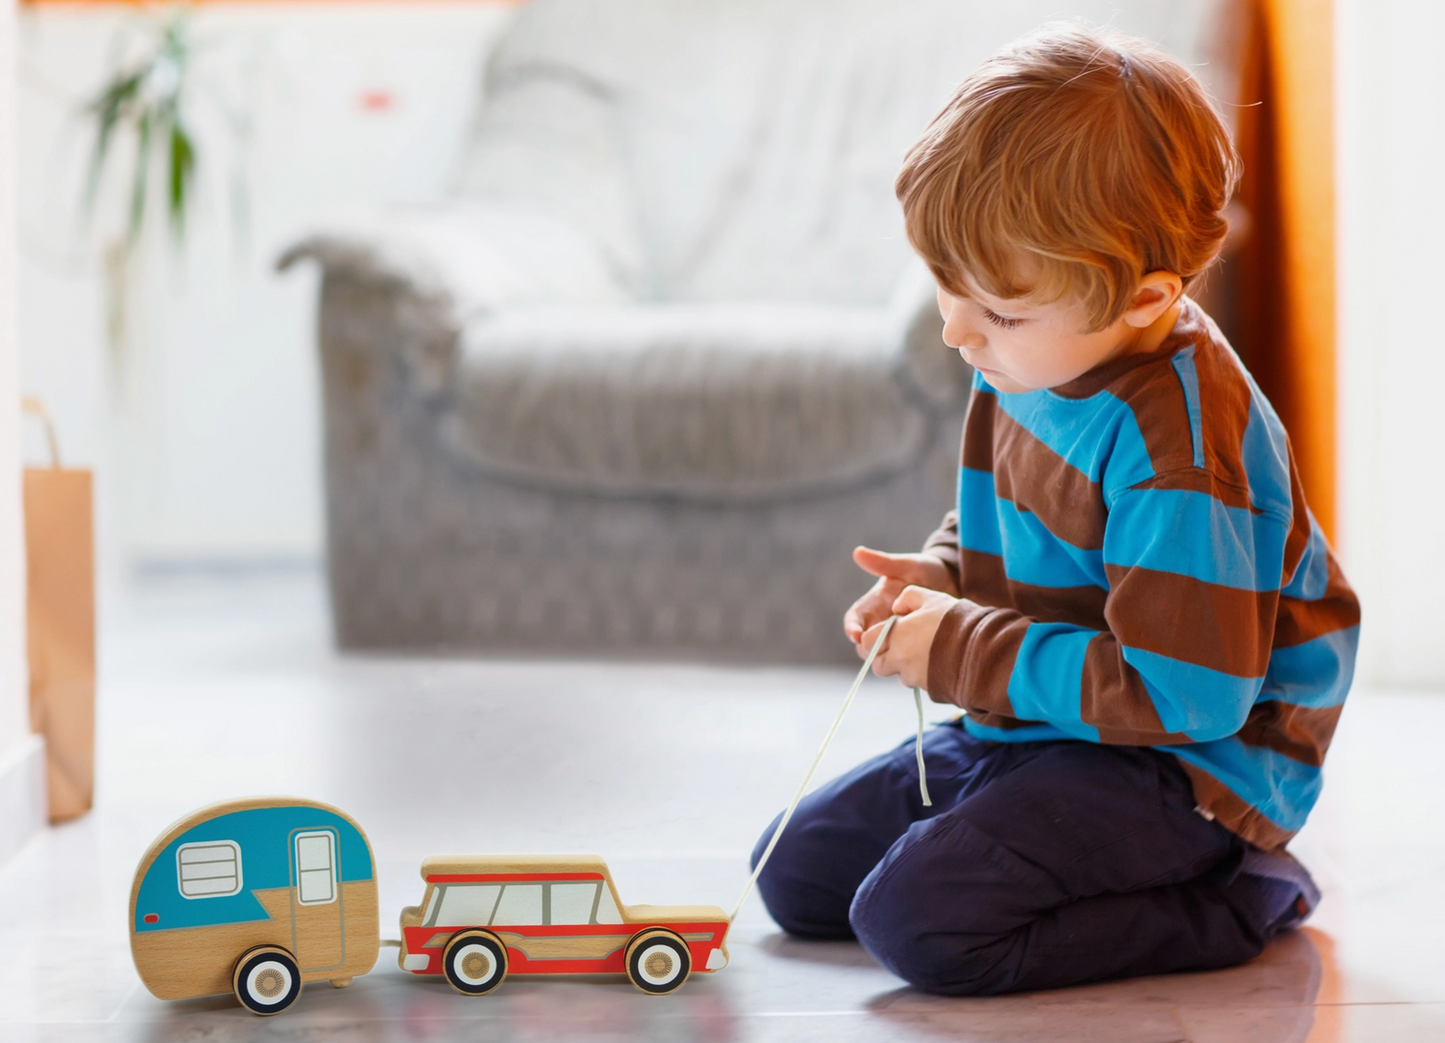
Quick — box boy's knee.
[750,811,856,939]
[848,829,1022,995]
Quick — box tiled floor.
[2,571,1442,1041]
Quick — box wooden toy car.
[128,797,379,1015]
[399,855,730,995]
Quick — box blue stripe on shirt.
[991,387,1154,487]
[1238,389,1293,515]
[1281,514,1330,599]
[1164,737,1322,833]
[1261,626,1359,707]
[961,719,1075,744]
[1105,488,1289,591]
[958,467,1003,556]
[1123,646,1262,739]
[1005,624,1101,741]
[995,496,1107,587]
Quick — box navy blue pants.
[751,722,1277,995]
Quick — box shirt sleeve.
[920,510,961,591]
[925,475,1288,745]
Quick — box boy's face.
[936,271,1180,394]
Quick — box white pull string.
[730,615,932,922]
[914,686,933,807]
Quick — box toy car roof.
[419,854,612,881]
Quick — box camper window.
[294,831,337,905]
[176,840,243,899]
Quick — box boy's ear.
[1122,271,1183,329]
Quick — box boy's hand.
[843,546,959,647]
[861,585,958,689]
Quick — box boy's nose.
[943,324,986,352]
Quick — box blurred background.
[0,0,1438,742]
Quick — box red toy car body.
[398,855,730,995]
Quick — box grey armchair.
[281,0,1232,663]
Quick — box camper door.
[289,828,344,969]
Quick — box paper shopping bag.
[22,397,96,823]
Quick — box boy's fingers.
[853,546,929,583]
[891,584,929,616]
[859,618,891,655]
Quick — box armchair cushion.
[441,300,944,502]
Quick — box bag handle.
[21,396,62,469]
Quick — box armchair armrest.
[277,203,633,395]
[885,260,974,411]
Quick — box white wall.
[15,2,516,574]
[0,0,29,758]
[1337,0,1445,687]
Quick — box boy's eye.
[982,308,1023,330]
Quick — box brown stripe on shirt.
[927,599,1025,712]
[1235,701,1344,768]
[1127,466,1253,511]
[1080,633,1193,744]
[922,509,962,591]
[992,409,1108,550]
[1103,563,1275,678]
[1176,760,1295,851]
[1107,361,1200,476]
[1190,324,1256,490]
[1274,559,1361,650]
[961,389,997,472]
[962,548,1108,630]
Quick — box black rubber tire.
[624,928,691,995]
[442,929,508,996]
[232,945,302,1016]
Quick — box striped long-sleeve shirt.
[923,299,1360,850]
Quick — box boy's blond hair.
[896,24,1241,330]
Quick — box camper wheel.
[232,945,302,1015]
[443,929,508,995]
[624,928,691,995]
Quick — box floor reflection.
[858,928,1328,1043]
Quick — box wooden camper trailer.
[128,797,380,1015]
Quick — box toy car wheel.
[625,928,691,995]
[443,929,508,996]
[232,945,302,1016]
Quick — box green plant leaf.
[168,120,195,236]
[83,69,145,219]
[129,111,153,246]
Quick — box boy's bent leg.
[850,741,1268,994]
[750,723,1040,938]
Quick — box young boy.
[750,25,1360,996]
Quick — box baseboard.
[0,735,46,873]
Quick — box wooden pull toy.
[128,797,729,1015]
[129,621,917,1015]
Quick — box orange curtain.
[1231,0,1337,538]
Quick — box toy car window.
[549,882,599,925]
[595,886,622,924]
[431,884,501,927]
[491,883,543,926]
[294,831,337,905]
[176,840,242,899]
